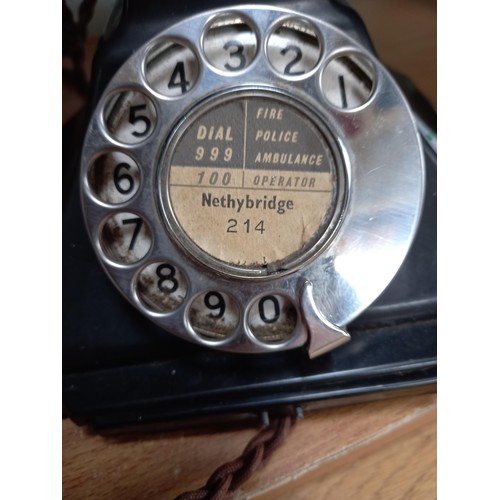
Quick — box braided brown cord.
[62,0,97,96]
[175,415,296,500]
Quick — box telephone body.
[63,0,436,430]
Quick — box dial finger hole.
[188,291,240,342]
[103,90,157,144]
[144,40,199,97]
[136,262,188,313]
[100,212,152,264]
[203,14,258,72]
[267,18,321,78]
[247,294,298,345]
[321,52,375,110]
[87,151,141,204]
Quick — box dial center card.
[163,91,344,274]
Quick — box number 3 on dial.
[203,15,258,72]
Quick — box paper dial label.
[162,92,341,274]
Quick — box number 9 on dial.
[188,291,240,342]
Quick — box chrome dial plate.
[80,5,424,355]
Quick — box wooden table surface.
[63,394,436,499]
[63,1,436,498]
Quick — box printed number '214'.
[227,219,265,234]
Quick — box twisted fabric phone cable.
[62,0,97,96]
[175,415,296,500]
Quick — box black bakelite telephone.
[63,0,436,431]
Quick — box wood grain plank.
[246,398,436,499]
[63,395,436,499]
